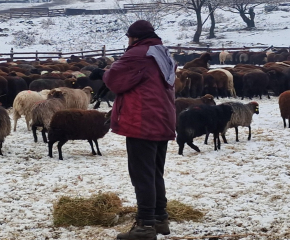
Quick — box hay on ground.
[53,192,122,227]
[167,200,204,222]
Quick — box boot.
[116,219,157,240]
[155,214,170,235]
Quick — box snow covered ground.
[2,97,290,240]
[1,1,290,239]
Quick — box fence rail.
[0,45,288,62]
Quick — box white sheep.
[54,86,93,110]
[219,51,229,65]
[13,89,50,131]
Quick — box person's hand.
[89,68,106,80]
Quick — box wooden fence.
[0,3,161,19]
[0,45,288,62]
[0,8,65,18]
[0,46,126,62]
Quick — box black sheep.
[176,104,233,155]
[5,76,28,108]
[89,68,113,109]
[29,78,73,91]
[48,109,111,160]
[241,70,270,100]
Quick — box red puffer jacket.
[103,38,176,141]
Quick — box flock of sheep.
[0,49,290,158]
[173,48,290,154]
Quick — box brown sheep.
[175,94,216,129]
[0,106,11,155]
[179,69,204,98]
[207,70,229,98]
[208,68,236,98]
[183,52,212,69]
[279,90,290,128]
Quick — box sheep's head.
[249,101,259,114]
[201,94,216,105]
[48,88,64,99]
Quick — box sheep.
[55,86,93,110]
[179,69,204,98]
[220,101,259,143]
[208,68,237,98]
[219,51,229,64]
[175,94,216,129]
[29,78,73,91]
[176,104,233,155]
[31,89,66,143]
[183,52,212,69]
[241,70,270,100]
[0,106,11,156]
[12,89,50,131]
[0,76,8,107]
[4,76,28,109]
[278,90,290,128]
[48,109,111,160]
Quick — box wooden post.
[81,48,84,59]
[102,45,106,57]
[177,44,181,54]
[35,50,38,61]
[10,47,14,60]
[207,44,210,52]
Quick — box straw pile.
[53,192,122,227]
[167,200,204,222]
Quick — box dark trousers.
[126,137,168,220]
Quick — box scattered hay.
[167,200,204,222]
[53,193,204,227]
[53,192,122,227]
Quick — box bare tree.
[151,0,226,43]
[222,0,282,29]
[113,0,180,33]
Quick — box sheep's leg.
[88,140,96,155]
[93,139,102,156]
[204,133,210,144]
[213,133,218,151]
[32,125,38,143]
[283,118,286,128]
[48,141,56,158]
[13,111,21,132]
[247,126,251,140]
[177,136,185,155]
[57,140,67,160]
[0,142,2,156]
[186,141,200,152]
[235,127,239,142]
[25,115,31,131]
[42,128,47,143]
[217,135,221,150]
[221,133,228,144]
[288,119,290,128]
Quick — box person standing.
[103,20,176,240]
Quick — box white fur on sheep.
[208,68,236,98]
[219,51,229,64]
[13,89,50,131]
[53,86,93,110]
